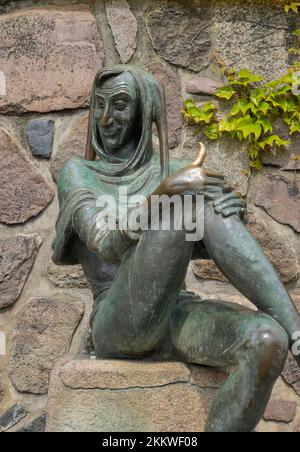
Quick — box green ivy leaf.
[274,85,292,95]
[250,88,266,106]
[259,135,290,149]
[283,114,293,126]
[286,98,296,112]
[285,3,300,13]
[184,99,195,109]
[229,79,252,87]
[267,95,289,112]
[230,99,251,116]
[193,111,215,124]
[289,48,300,55]
[235,130,245,141]
[266,79,283,89]
[266,73,293,89]
[186,106,202,118]
[290,121,300,134]
[219,117,242,132]
[202,102,218,112]
[227,68,236,82]
[249,159,263,170]
[215,86,237,100]
[284,4,290,13]
[236,116,262,141]
[204,123,220,140]
[249,145,259,160]
[237,69,263,83]
[250,102,271,116]
[257,117,273,134]
[203,112,215,124]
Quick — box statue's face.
[95,73,138,152]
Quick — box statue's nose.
[100,107,113,127]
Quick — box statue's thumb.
[192,143,207,168]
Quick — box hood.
[85,65,169,180]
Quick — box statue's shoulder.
[58,156,87,182]
[60,156,85,173]
[56,157,93,196]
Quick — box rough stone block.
[0,404,27,431]
[16,414,46,433]
[9,296,84,395]
[246,207,300,284]
[146,4,213,72]
[46,356,226,432]
[213,1,290,81]
[105,0,137,63]
[186,78,223,96]
[0,128,54,225]
[50,113,88,182]
[193,260,228,283]
[282,352,300,396]
[0,234,42,309]
[263,399,297,424]
[45,261,90,289]
[146,60,182,148]
[255,175,300,233]
[26,119,54,159]
[0,6,104,114]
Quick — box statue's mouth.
[100,128,121,139]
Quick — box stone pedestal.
[46,355,226,432]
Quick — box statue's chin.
[101,137,122,152]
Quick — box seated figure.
[53,66,300,432]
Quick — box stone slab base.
[46,355,227,432]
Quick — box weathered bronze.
[53,66,300,433]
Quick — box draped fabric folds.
[52,66,176,265]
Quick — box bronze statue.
[53,66,300,433]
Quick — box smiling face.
[95,72,139,152]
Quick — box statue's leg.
[92,229,194,358]
[170,298,289,433]
[203,202,300,356]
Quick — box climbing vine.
[183,3,300,170]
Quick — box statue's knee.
[244,319,288,375]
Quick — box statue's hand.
[213,193,246,219]
[156,165,226,197]
[155,143,226,198]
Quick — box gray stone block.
[26,119,54,158]
[0,404,27,430]
[17,414,46,433]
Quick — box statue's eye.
[114,101,127,111]
[96,98,105,109]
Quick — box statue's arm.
[72,202,135,263]
[56,158,136,264]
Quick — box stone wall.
[0,0,299,432]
